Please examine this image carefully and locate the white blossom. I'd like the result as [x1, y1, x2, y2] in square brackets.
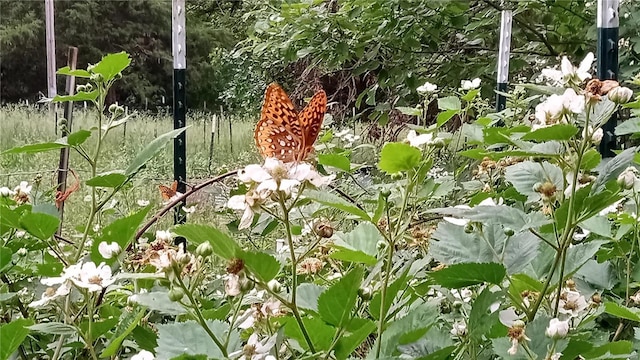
[0, 187, 15, 197]
[98, 241, 121, 259]
[137, 199, 150, 207]
[155, 230, 173, 242]
[450, 320, 467, 337]
[131, 350, 155, 360]
[225, 274, 241, 297]
[229, 333, 277, 360]
[14, 181, 32, 196]
[557, 289, 588, 318]
[29, 283, 71, 307]
[406, 130, 434, 148]
[545, 318, 570, 338]
[582, 126, 603, 145]
[609, 86, 634, 104]
[541, 53, 594, 86]
[71, 262, 116, 292]
[417, 81, 438, 94]
[461, 78, 481, 90]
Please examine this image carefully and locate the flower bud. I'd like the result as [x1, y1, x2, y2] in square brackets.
[108, 103, 119, 113]
[545, 318, 569, 339]
[380, 189, 391, 198]
[84, 83, 93, 92]
[240, 276, 254, 292]
[195, 242, 213, 257]
[358, 286, 373, 301]
[168, 287, 185, 302]
[267, 279, 282, 293]
[608, 86, 634, 104]
[76, 84, 87, 92]
[87, 64, 96, 73]
[90, 73, 104, 82]
[464, 223, 474, 234]
[617, 167, 639, 190]
[503, 227, 515, 237]
[17, 248, 28, 257]
[313, 219, 334, 238]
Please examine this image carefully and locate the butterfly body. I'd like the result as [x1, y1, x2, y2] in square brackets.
[255, 83, 327, 162]
[159, 180, 178, 200]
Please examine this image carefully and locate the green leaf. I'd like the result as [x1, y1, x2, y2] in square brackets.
[85, 171, 128, 188]
[282, 316, 334, 352]
[57, 66, 91, 78]
[173, 224, 241, 260]
[125, 127, 188, 176]
[581, 149, 602, 170]
[370, 270, 409, 321]
[240, 250, 281, 282]
[92, 52, 131, 82]
[437, 96, 461, 111]
[101, 309, 147, 357]
[155, 320, 238, 360]
[591, 146, 638, 195]
[396, 106, 422, 116]
[378, 142, 421, 174]
[91, 206, 150, 263]
[20, 212, 60, 240]
[604, 302, 640, 322]
[582, 341, 633, 359]
[378, 302, 438, 357]
[0, 247, 12, 272]
[296, 283, 325, 312]
[429, 262, 506, 288]
[334, 318, 376, 359]
[53, 90, 99, 102]
[28, 322, 77, 335]
[318, 267, 363, 328]
[330, 222, 381, 265]
[436, 109, 458, 127]
[0, 318, 33, 360]
[132, 326, 158, 353]
[318, 154, 351, 172]
[468, 287, 502, 341]
[521, 124, 578, 141]
[67, 129, 92, 146]
[505, 161, 563, 202]
[305, 189, 370, 220]
[615, 118, 640, 135]
[2, 140, 67, 155]
[129, 292, 187, 316]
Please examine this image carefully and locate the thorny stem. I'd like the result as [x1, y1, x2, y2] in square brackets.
[278, 193, 316, 354]
[175, 273, 228, 357]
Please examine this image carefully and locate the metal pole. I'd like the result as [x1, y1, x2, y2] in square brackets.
[597, 0, 619, 158]
[172, 0, 187, 226]
[496, 2, 512, 112]
[45, 0, 57, 132]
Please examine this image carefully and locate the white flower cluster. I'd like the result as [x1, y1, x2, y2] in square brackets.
[334, 128, 361, 148]
[541, 52, 593, 87]
[417, 81, 438, 94]
[30, 261, 115, 307]
[227, 158, 334, 229]
[533, 88, 585, 129]
[461, 78, 481, 90]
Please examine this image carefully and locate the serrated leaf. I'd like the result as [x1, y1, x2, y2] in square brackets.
[378, 302, 438, 357]
[318, 154, 351, 172]
[615, 118, 640, 135]
[0, 318, 33, 360]
[241, 250, 280, 282]
[91, 206, 150, 264]
[396, 106, 422, 116]
[334, 318, 376, 359]
[429, 262, 506, 288]
[92, 52, 131, 82]
[437, 96, 461, 111]
[296, 283, 325, 312]
[282, 316, 334, 352]
[67, 129, 92, 146]
[57, 66, 91, 78]
[101, 309, 148, 357]
[155, 320, 238, 360]
[604, 302, 640, 322]
[581, 149, 602, 170]
[318, 267, 363, 328]
[53, 90, 99, 102]
[2, 140, 67, 155]
[129, 292, 186, 315]
[305, 189, 370, 220]
[132, 326, 158, 353]
[436, 109, 458, 127]
[20, 212, 60, 240]
[521, 124, 578, 141]
[468, 287, 501, 341]
[378, 142, 421, 174]
[0, 247, 11, 272]
[125, 127, 188, 176]
[173, 224, 241, 260]
[28, 322, 77, 335]
[505, 161, 564, 202]
[591, 146, 638, 195]
[331, 222, 381, 265]
[85, 171, 127, 188]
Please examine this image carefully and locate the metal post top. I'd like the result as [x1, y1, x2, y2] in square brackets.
[597, 0, 619, 28]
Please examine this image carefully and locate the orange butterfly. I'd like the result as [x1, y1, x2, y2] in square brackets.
[254, 83, 327, 163]
[159, 180, 178, 200]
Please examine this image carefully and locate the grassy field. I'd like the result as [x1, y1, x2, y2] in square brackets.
[0, 103, 259, 233]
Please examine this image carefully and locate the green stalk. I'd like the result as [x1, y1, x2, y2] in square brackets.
[278, 193, 316, 353]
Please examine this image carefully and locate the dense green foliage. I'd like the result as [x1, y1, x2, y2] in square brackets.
[2, 0, 640, 117]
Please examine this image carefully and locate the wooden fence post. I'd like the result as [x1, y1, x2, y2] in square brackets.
[56, 46, 78, 235]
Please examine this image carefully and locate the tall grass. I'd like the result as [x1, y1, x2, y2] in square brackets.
[0, 103, 259, 232]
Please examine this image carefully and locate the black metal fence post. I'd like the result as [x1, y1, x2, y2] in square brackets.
[172, 0, 187, 225]
[597, 0, 619, 158]
[496, 2, 512, 112]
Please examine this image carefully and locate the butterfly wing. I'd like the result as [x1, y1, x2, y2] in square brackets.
[159, 180, 178, 200]
[297, 90, 327, 160]
[255, 83, 303, 162]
